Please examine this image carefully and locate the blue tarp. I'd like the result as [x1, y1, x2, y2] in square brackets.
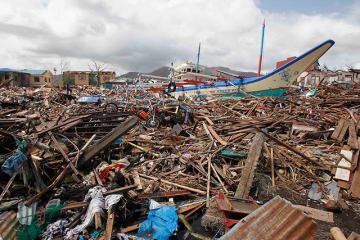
[1, 138, 28, 176]
[137, 205, 178, 240]
[77, 96, 102, 103]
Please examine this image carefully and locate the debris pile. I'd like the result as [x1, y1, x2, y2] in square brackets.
[0, 85, 360, 239]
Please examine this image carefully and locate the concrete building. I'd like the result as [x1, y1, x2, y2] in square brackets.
[20, 70, 53, 87]
[63, 71, 116, 86]
[0, 68, 53, 87]
[0, 68, 28, 87]
[299, 69, 360, 87]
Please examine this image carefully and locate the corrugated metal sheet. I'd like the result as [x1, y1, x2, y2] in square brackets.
[220, 196, 316, 240]
[0, 211, 19, 240]
[19, 69, 47, 75]
[0, 68, 20, 73]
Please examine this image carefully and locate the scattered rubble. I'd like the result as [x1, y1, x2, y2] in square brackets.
[0, 85, 360, 239]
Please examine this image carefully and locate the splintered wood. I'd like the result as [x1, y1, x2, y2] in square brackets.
[335, 150, 352, 182]
[3, 84, 360, 239]
[235, 132, 265, 199]
[331, 118, 350, 142]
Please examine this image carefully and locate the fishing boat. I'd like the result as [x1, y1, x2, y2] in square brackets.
[167, 39, 335, 98]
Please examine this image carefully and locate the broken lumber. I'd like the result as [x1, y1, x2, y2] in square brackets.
[235, 132, 265, 198]
[295, 205, 334, 223]
[79, 116, 139, 166]
[139, 174, 206, 195]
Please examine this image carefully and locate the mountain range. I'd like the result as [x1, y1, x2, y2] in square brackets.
[120, 66, 257, 79]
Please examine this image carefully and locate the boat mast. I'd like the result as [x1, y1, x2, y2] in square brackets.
[195, 42, 201, 81]
[257, 19, 265, 77]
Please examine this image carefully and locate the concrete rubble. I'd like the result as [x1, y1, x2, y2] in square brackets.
[0, 85, 360, 239]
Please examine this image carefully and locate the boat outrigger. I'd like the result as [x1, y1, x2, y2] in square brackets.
[166, 39, 335, 98]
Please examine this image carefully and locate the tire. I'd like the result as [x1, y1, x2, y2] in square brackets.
[146, 117, 161, 128]
[168, 82, 176, 92]
[104, 103, 118, 113]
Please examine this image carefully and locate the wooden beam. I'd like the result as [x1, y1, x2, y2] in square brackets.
[79, 116, 139, 166]
[330, 227, 347, 240]
[95, 212, 102, 229]
[207, 125, 227, 146]
[258, 128, 322, 167]
[104, 212, 114, 240]
[121, 224, 141, 233]
[350, 162, 360, 198]
[348, 121, 359, 149]
[295, 205, 334, 223]
[139, 174, 206, 195]
[235, 132, 265, 198]
[331, 118, 346, 140]
[335, 149, 352, 182]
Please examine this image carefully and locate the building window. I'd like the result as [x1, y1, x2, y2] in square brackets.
[34, 76, 40, 82]
[80, 73, 86, 80]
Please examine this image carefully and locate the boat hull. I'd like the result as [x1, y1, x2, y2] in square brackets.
[170, 39, 335, 98]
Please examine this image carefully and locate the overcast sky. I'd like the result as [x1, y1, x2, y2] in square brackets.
[1, 0, 359, 74]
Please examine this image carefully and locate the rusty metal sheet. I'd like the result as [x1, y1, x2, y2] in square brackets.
[220, 196, 316, 240]
[0, 211, 18, 240]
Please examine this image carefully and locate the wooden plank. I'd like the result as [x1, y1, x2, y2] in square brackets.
[348, 232, 360, 240]
[270, 147, 276, 187]
[95, 212, 102, 229]
[332, 118, 346, 140]
[138, 190, 191, 199]
[132, 171, 143, 190]
[0, 175, 16, 202]
[335, 150, 352, 181]
[337, 180, 351, 190]
[185, 202, 206, 218]
[352, 149, 359, 172]
[295, 205, 334, 223]
[37, 114, 90, 136]
[202, 122, 214, 141]
[38, 115, 82, 181]
[348, 121, 359, 149]
[235, 132, 265, 198]
[337, 120, 350, 142]
[104, 212, 114, 240]
[352, 138, 360, 171]
[178, 202, 205, 214]
[139, 174, 206, 195]
[204, 116, 214, 125]
[62, 201, 89, 211]
[350, 164, 360, 198]
[331, 227, 347, 240]
[121, 224, 140, 233]
[206, 156, 212, 207]
[207, 124, 227, 146]
[104, 184, 138, 196]
[79, 116, 139, 166]
[259, 128, 322, 167]
[213, 164, 235, 186]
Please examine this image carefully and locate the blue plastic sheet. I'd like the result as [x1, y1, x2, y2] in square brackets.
[2, 150, 27, 176]
[1, 138, 28, 176]
[77, 96, 102, 103]
[137, 205, 178, 240]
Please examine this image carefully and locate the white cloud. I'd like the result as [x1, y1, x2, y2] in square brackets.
[0, 0, 359, 74]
